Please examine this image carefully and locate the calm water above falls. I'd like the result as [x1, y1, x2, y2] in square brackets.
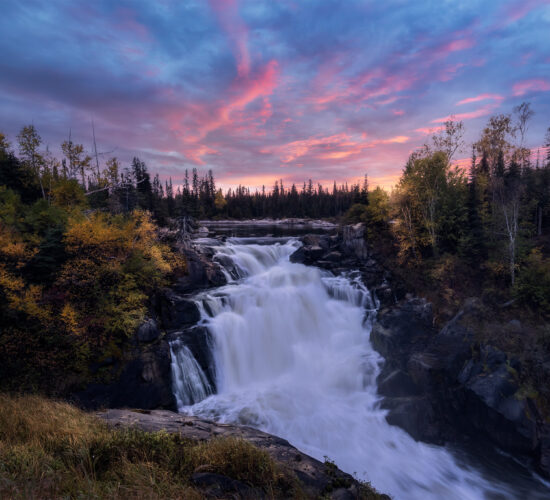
[171, 237, 550, 499]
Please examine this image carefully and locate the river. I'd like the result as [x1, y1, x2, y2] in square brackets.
[170, 227, 550, 499]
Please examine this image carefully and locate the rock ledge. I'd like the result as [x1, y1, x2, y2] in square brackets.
[98, 409, 388, 499]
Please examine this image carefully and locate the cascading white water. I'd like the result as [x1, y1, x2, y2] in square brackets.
[173, 238, 543, 499]
[170, 340, 212, 407]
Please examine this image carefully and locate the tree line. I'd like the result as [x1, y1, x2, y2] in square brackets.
[1, 125, 368, 221]
[346, 102, 550, 315]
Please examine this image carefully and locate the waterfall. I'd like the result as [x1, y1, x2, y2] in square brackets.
[170, 340, 212, 407]
[171, 237, 545, 499]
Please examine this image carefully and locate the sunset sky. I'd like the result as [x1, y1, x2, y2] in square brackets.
[1, 0, 550, 191]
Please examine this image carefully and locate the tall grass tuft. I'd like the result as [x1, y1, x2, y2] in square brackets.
[0, 393, 300, 499]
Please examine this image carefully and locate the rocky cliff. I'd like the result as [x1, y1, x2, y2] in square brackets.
[371, 296, 550, 478]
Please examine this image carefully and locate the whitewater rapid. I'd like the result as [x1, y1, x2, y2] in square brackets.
[170, 238, 542, 499]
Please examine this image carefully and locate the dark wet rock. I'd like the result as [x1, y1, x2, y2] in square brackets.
[160, 290, 201, 331]
[135, 318, 160, 343]
[370, 298, 434, 368]
[289, 245, 306, 264]
[381, 395, 442, 443]
[73, 339, 176, 411]
[372, 282, 393, 307]
[289, 244, 325, 265]
[172, 244, 227, 293]
[324, 251, 343, 263]
[508, 319, 522, 329]
[302, 233, 331, 250]
[97, 409, 383, 499]
[342, 223, 368, 260]
[169, 326, 216, 388]
[377, 369, 420, 397]
[372, 296, 550, 477]
[213, 253, 240, 279]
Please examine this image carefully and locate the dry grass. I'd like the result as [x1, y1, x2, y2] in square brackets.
[0, 393, 300, 499]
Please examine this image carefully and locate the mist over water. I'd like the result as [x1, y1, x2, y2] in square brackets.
[171, 237, 550, 499]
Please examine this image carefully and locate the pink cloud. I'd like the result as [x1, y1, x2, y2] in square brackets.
[376, 136, 410, 145]
[440, 39, 475, 53]
[438, 63, 465, 82]
[262, 133, 355, 163]
[392, 109, 405, 116]
[415, 126, 445, 135]
[184, 60, 279, 143]
[432, 103, 499, 123]
[502, 0, 549, 23]
[263, 133, 410, 164]
[520, 52, 534, 65]
[430, 36, 475, 60]
[456, 93, 504, 105]
[114, 8, 151, 42]
[305, 30, 475, 115]
[209, 0, 251, 77]
[512, 78, 550, 96]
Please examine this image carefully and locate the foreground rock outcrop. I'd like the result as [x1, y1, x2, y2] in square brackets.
[99, 408, 388, 499]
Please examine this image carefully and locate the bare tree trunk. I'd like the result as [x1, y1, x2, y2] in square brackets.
[499, 190, 519, 286]
[401, 205, 417, 260]
[509, 233, 516, 285]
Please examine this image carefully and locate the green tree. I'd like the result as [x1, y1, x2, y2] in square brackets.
[61, 139, 91, 188]
[17, 125, 45, 199]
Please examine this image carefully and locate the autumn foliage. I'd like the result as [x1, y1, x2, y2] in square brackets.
[0, 183, 185, 392]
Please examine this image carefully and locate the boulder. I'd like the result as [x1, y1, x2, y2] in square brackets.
[381, 395, 442, 443]
[289, 245, 306, 264]
[173, 245, 227, 293]
[73, 339, 176, 411]
[377, 369, 420, 397]
[302, 234, 331, 250]
[342, 223, 368, 260]
[324, 251, 343, 263]
[289, 244, 325, 265]
[160, 290, 201, 331]
[371, 295, 550, 476]
[370, 298, 434, 368]
[135, 318, 160, 343]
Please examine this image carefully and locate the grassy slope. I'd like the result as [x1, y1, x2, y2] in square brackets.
[0, 394, 385, 499]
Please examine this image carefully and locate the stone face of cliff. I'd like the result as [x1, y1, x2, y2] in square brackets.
[371, 296, 550, 478]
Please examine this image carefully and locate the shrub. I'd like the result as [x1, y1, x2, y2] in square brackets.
[515, 248, 550, 316]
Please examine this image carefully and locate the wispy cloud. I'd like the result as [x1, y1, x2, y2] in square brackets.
[456, 93, 504, 105]
[512, 78, 550, 96]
